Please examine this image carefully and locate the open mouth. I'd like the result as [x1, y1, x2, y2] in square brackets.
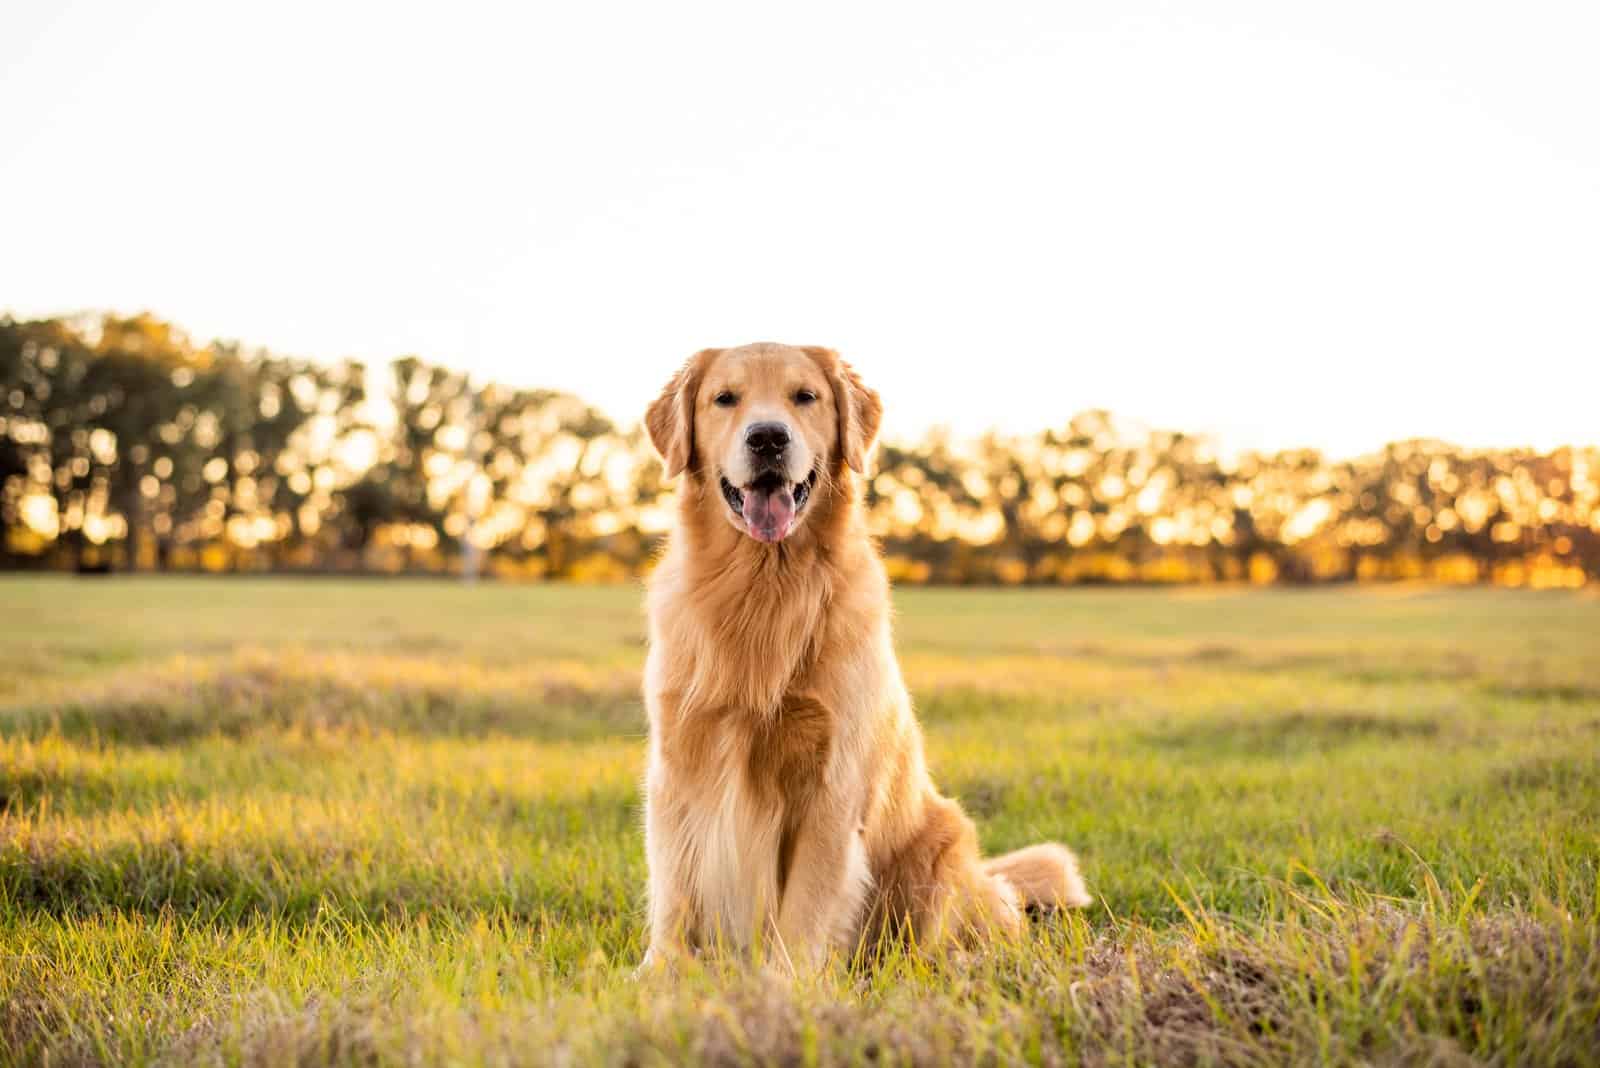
[720, 469, 819, 543]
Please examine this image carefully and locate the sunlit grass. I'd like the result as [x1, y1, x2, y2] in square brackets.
[1, 577, 1597, 1065]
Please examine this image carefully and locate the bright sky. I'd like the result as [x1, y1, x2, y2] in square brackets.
[4, 2, 1597, 457]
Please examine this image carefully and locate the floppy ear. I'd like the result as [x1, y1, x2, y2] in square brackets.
[645, 349, 716, 478]
[803, 347, 882, 474]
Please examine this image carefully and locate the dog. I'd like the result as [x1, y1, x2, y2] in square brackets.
[639, 343, 1088, 972]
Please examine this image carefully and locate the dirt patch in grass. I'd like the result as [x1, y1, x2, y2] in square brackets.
[0, 992, 88, 1068]
[218, 997, 385, 1068]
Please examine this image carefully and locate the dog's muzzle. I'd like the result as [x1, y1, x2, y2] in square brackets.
[715, 420, 817, 543]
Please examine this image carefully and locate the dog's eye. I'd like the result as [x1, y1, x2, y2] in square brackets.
[794, 389, 817, 405]
[714, 391, 738, 408]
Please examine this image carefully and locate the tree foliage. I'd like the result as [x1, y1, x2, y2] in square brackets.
[2, 313, 1595, 585]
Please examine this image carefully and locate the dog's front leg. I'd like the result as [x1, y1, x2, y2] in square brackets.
[639, 775, 696, 972]
[773, 791, 871, 972]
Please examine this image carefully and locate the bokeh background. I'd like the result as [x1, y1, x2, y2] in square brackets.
[1, 310, 1596, 585]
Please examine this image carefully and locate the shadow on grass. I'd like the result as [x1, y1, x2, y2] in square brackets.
[1491, 753, 1600, 796]
[0, 782, 643, 925]
[1139, 711, 1440, 756]
[0, 764, 149, 816]
[1484, 681, 1600, 704]
[0, 657, 646, 746]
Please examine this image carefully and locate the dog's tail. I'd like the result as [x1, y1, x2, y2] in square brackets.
[984, 843, 1091, 910]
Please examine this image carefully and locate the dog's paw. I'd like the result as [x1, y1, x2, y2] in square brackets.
[631, 947, 669, 981]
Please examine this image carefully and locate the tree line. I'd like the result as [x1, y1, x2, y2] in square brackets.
[3, 313, 1595, 586]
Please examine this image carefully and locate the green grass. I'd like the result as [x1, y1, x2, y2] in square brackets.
[1, 577, 1597, 1066]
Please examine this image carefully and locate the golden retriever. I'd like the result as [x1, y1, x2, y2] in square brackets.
[640, 343, 1088, 972]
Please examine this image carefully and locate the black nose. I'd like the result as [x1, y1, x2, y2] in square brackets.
[745, 421, 791, 459]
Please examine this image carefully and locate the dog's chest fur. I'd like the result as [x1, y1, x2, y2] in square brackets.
[661, 692, 834, 944]
[645, 556, 849, 945]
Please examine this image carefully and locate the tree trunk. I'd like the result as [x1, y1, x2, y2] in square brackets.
[117, 482, 145, 572]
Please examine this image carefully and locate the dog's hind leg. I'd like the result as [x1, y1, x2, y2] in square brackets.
[874, 794, 1025, 949]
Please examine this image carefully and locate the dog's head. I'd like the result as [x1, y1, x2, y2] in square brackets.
[646, 343, 882, 544]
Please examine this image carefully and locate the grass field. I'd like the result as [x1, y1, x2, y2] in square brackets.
[1, 577, 1597, 1066]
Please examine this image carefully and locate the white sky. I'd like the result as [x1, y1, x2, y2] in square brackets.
[3, 1, 1597, 457]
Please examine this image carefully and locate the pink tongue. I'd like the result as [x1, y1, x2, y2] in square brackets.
[741, 484, 796, 543]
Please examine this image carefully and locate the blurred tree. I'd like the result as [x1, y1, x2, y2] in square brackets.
[3, 312, 1596, 587]
[81, 314, 210, 570]
[0, 318, 54, 561]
